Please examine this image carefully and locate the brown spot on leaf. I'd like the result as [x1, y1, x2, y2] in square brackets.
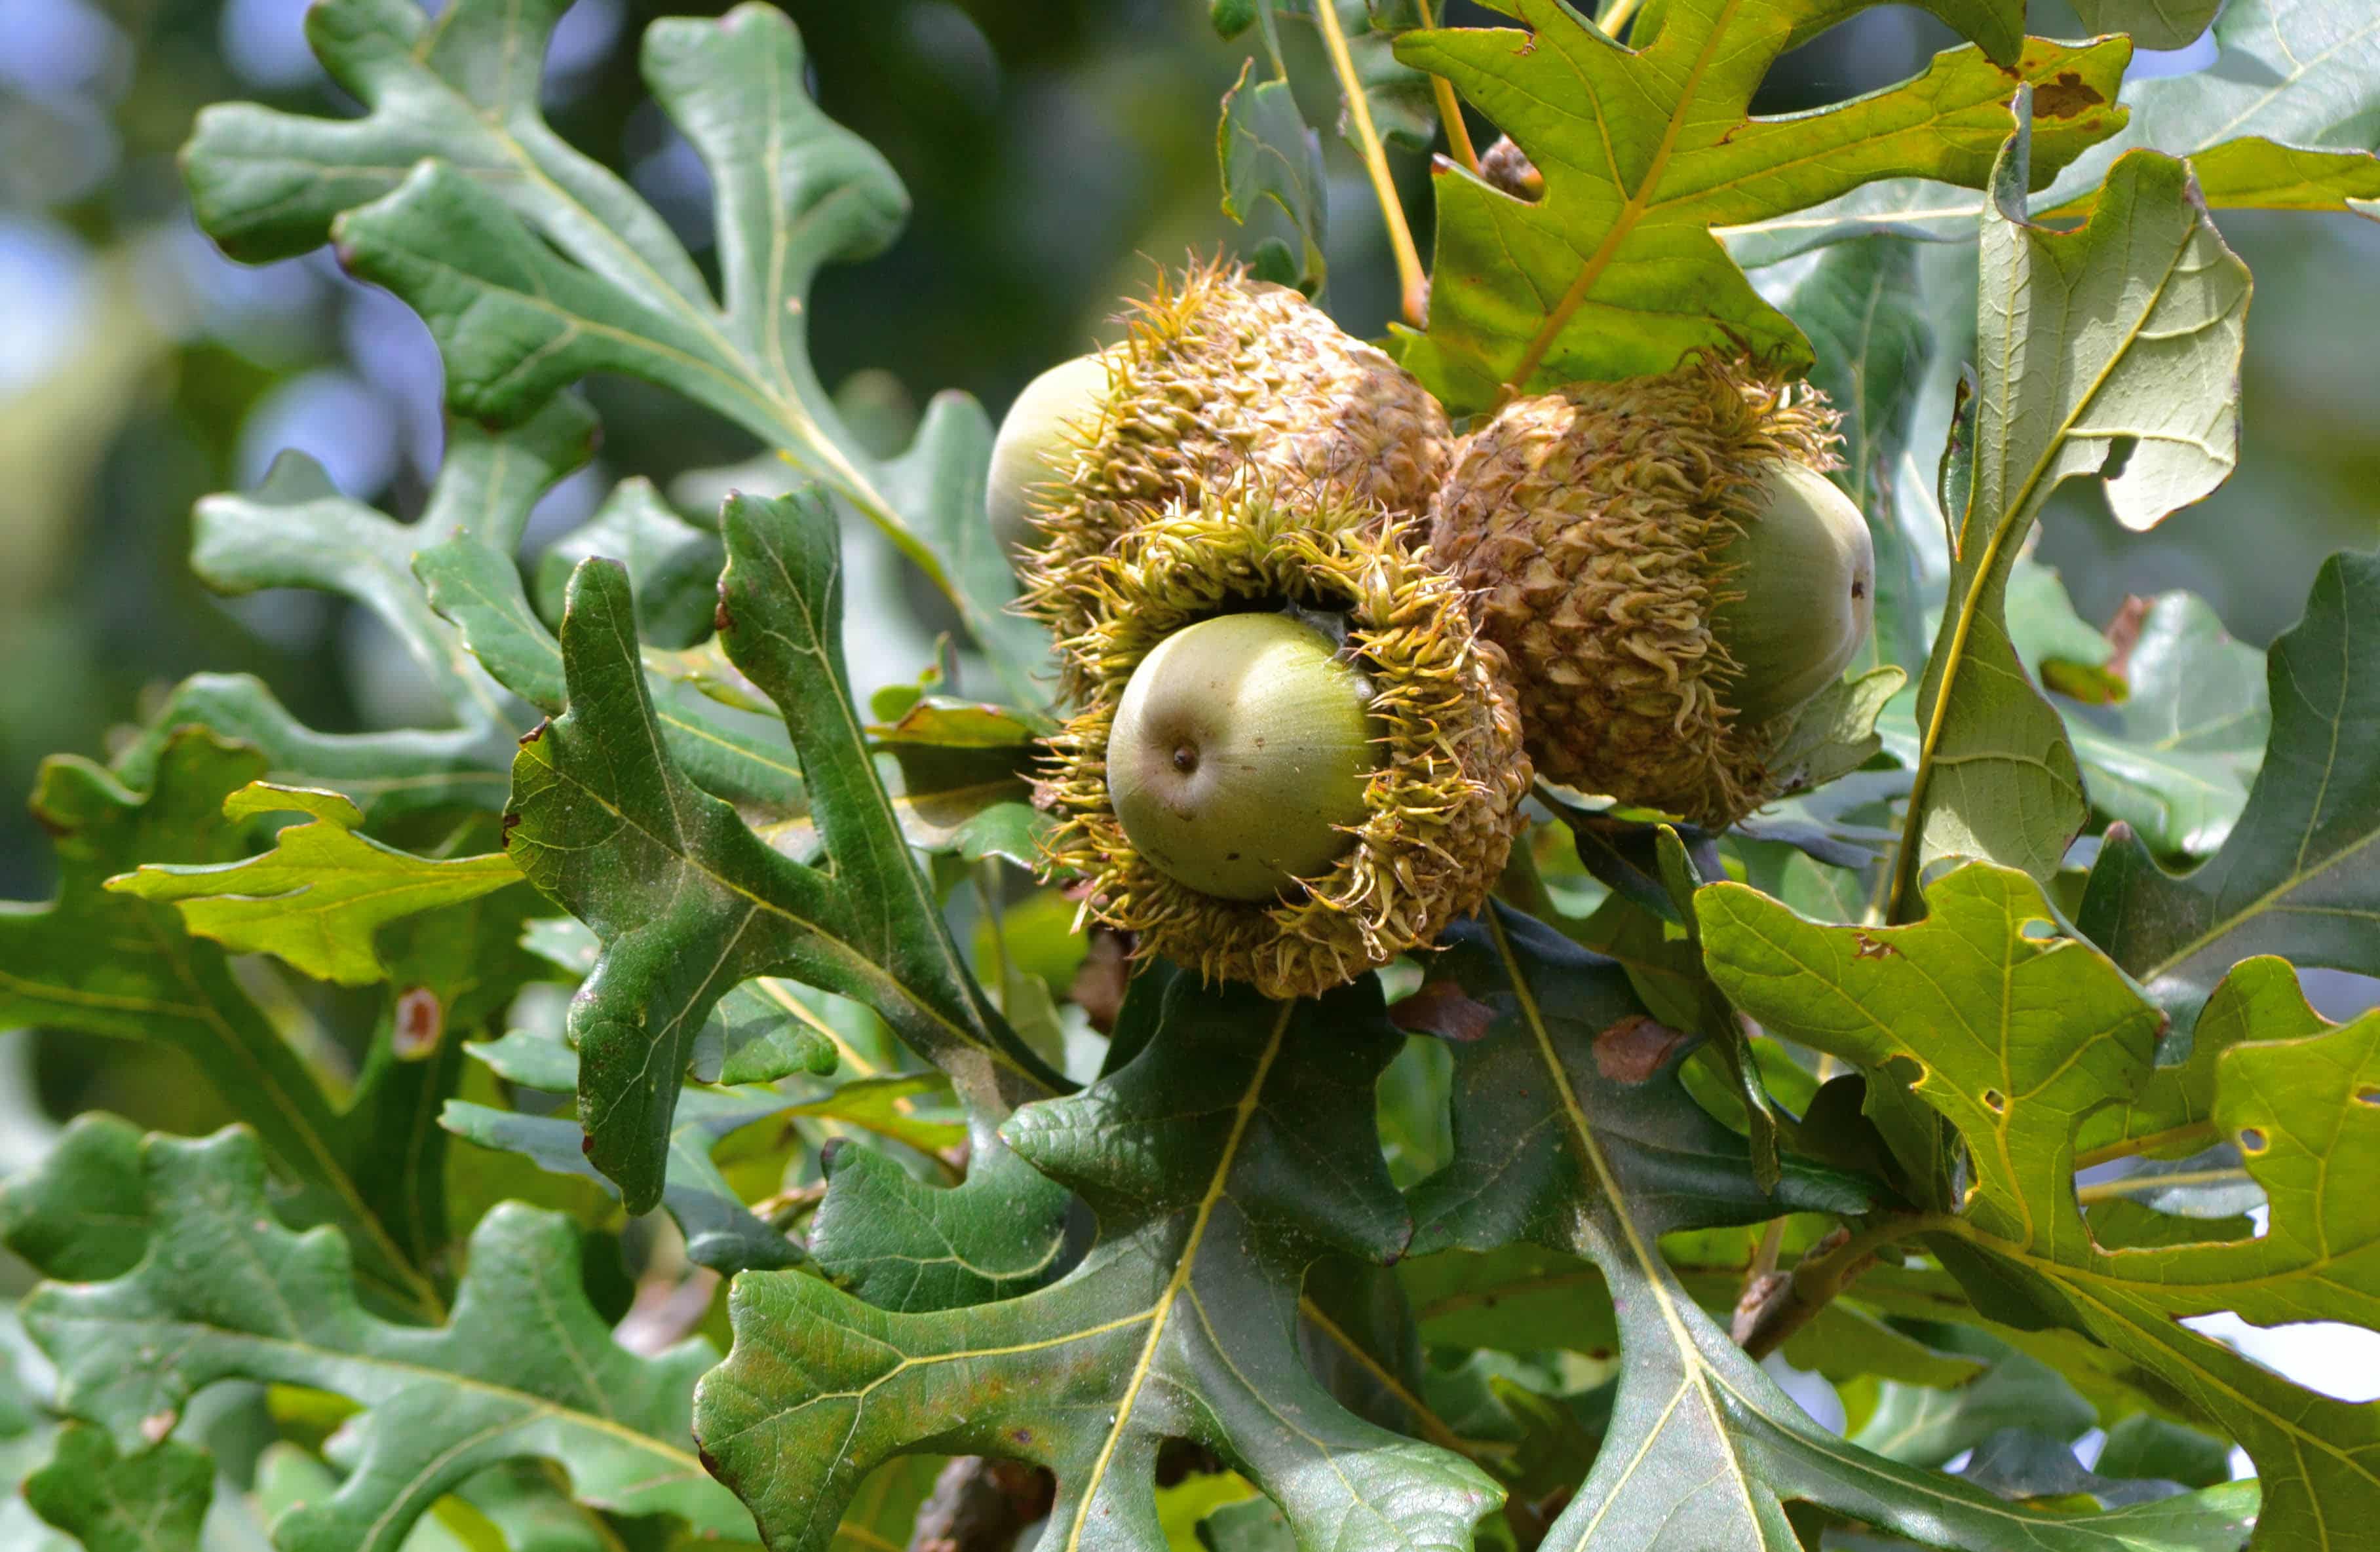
[393, 986, 443, 1059]
[1852, 931, 1900, 960]
[1594, 1014, 1693, 1082]
[714, 596, 736, 634]
[499, 812, 520, 848]
[1391, 980, 1498, 1043]
[518, 719, 548, 747]
[2034, 71, 2105, 120]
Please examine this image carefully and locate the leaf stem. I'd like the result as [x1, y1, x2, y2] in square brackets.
[1312, 0, 1429, 326]
[2072, 1120, 2216, 1171]
[1598, 0, 1647, 39]
[2074, 1165, 2250, 1206]
[1737, 1212, 1944, 1361]
[1413, 0, 1480, 174]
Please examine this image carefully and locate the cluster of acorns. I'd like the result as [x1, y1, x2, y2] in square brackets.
[993, 262, 1874, 1000]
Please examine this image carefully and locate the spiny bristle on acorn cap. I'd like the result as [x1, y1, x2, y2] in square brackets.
[1426, 352, 1855, 828]
[1039, 484, 1529, 1001]
[1011, 259, 1452, 675]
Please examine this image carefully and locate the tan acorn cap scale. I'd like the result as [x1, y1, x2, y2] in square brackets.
[1005, 260, 1451, 664]
[1039, 487, 1529, 1001]
[1427, 354, 1873, 829]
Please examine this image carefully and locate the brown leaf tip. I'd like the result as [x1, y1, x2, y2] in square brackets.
[1851, 931, 1900, 960]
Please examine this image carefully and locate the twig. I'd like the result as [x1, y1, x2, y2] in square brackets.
[1599, 0, 1647, 39]
[1735, 1214, 1941, 1361]
[1312, 0, 1429, 326]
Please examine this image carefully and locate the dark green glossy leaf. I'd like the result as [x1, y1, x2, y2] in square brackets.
[506, 489, 1063, 1215]
[22, 1425, 212, 1552]
[696, 977, 1503, 1552]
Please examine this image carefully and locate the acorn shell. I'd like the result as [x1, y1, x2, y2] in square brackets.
[988, 350, 1116, 567]
[1707, 459, 1876, 727]
[1014, 260, 1451, 667]
[1425, 354, 1850, 828]
[1040, 487, 1529, 1000]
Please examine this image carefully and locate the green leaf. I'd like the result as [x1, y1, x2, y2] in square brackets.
[2079, 552, 2380, 1015]
[1847, 1327, 2098, 1470]
[2067, 592, 2267, 859]
[1218, 61, 1327, 297]
[106, 783, 521, 988]
[440, 1028, 802, 1276]
[1891, 124, 2248, 915]
[1391, 0, 2128, 409]
[531, 478, 723, 651]
[1725, 0, 2380, 261]
[695, 977, 1504, 1552]
[505, 489, 1064, 1215]
[23, 1424, 212, 1552]
[115, 404, 592, 821]
[1408, 903, 2251, 1551]
[2071, 0, 2222, 52]
[24, 1126, 753, 1550]
[1281, 1, 1438, 152]
[1701, 861, 2380, 1549]
[0, 732, 446, 1321]
[189, 0, 1046, 706]
[0, 1114, 153, 1282]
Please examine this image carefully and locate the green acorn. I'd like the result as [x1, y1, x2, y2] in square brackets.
[1427, 353, 1873, 827]
[986, 350, 1115, 566]
[1040, 487, 1528, 1000]
[1012, 259, 1450, 660]
[1107, 611, 1378, 901]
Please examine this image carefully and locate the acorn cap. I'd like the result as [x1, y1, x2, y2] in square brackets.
[1014, 260, 1451, 664]
[1426, 353, 1851, 828]
[1039, 486, 1529, 1000]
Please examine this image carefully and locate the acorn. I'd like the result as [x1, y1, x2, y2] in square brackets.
[1013, 259, 1451, 660]
[1040, 485, 1529, 1000]
[987, 350, 1115, 567]
[1107, 611, 1378, 901]
[1427, 354, 1872, 828]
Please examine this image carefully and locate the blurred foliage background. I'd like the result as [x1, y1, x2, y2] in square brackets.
[4, 0, 2375, 1160]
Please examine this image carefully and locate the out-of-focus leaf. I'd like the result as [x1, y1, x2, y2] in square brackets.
[24, 1127, 753, 1550]
[106, 784, 520, 987]
[0, 1113, 153, 1282]
[1847, 1328, 2097, 1470]
[1408, 903, 2254, 1551]
[1702, 861, 2380, 1549]
[188, 0, 1048, 706]
[2080, 552, 2380, 1017]
[506, 490, 1064, 1216]
[695, 977, 1503, 1552]
[1391, 0, 2126, 409]
[1892, 124, 2248, 915]
[531, 478, 722, 650]
[2064, 593, 2266, 860]
[0, 732, 445, 1321]
[115, 406, 590, 821]
[1218, 61, 1326, 296]
[23, 1424, 212, 1552]
[2071, 0, 2222, 52]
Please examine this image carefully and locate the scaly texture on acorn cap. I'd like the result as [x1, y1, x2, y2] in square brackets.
[1014, 260, 1450, 664]
[1039, 488, 1529, 1001]
[1427, 353, 1839, 828]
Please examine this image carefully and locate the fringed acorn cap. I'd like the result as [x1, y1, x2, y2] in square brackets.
[1014, 259, 1450, 664]
[1427, 354, 1845, 828]
[1039, 487, 1529, 1001]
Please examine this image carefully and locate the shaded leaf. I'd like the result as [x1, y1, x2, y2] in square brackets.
[1392, 0, 2126, 409]
[697, 976, 1503, 1552]
[24, 1126, 752, 1550]
[1408, 903, 2249, 1551]
[0, 1113, 153, 1283]
[2079, 552, 2380, 1016]
[1218, 61, 1327, 296]
[1892, 124, 2248, 915]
